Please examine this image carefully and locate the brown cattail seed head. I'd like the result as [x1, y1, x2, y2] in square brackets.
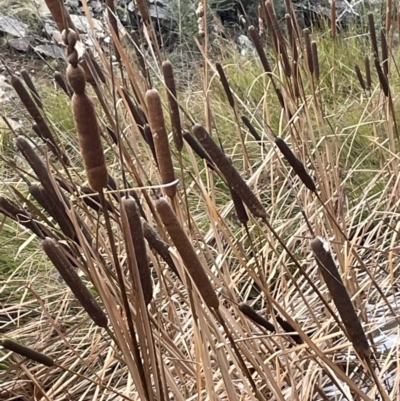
[67, 65, 108, 192]
[156, 198, 219, 309]
[1, 339, 54, 367]
[311, 237, 370, 359]
[66, 64, 86, 95]
[275, 137, 316, 192]
[368, 12, 378, 58]
[42, 237, 108, 328]
[193, 124, 266, 218]
[239, 303, 275, 332]
[162, 60, 183, 152]
[354, 64, 366, 90]
[145, 89, 176, 198]
[248, 25, 272, 74]
[122, 197, 153, 305]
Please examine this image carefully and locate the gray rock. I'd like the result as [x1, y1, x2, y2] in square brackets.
[70, 14, 104, 37]
[8, 36, 34, 52]
[34, 44, 65, 59]
[0, 13, 28, 37]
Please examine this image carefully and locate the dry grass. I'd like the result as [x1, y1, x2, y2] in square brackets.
[1, 1, 400, 400]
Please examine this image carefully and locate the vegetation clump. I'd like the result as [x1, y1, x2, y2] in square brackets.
[0, 0, 400, 400]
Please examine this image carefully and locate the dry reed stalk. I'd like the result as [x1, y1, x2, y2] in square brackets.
[368, 12, 379, 57]
[311, 237, 370, 359]
[42, 237, 108, 328]
[274, 314, 303, 344]
[275, 137, 316, 191]
[354, 64, 366, 90]
[215, 62, 235, 108]
[265, 1, 291, 77]
[66, 60, 108, 192]
[145, 89, 176, 198]
[331, 0, 336, 38]
[381, 28, 389, 76]
[21, 70, 42, 109]
[193, 124, 266, 218]
[155, 198, 219, 309]
[44, 0, 78, 36]
[162, 61, 183, 151]
[365, 56, 372, 89]
[136, 0, 150, 22]
[122, 197, 153, 305]
[15, 136, 75, 239]
[54, 71, 72, 97]
[11, 74, 67, 163]
[0, 195, 43, 237]
[182, 130, 214, 167]
[241, 116, 262, 145]
[248, 26, 272, 74]
[311, 41, 320, 81]
[303, 29, 314, 75]
[1, 339, 54, 367]
[143, 124, 158, 166]
[374, 57, 389, 97]
[229, 186, 249, 225]
[140, 217, 180, 279]
[239, 303, 275, 332]
[106, 0, 120, 61]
